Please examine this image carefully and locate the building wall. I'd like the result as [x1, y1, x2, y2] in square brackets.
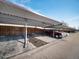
[0, 26, 25, 35]
[27, 28, 43, 34]
[0, 26, 43, 35]
[0, 26, 43, 58]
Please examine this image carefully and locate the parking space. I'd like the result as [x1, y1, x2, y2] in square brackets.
[35, 36, 57, 43]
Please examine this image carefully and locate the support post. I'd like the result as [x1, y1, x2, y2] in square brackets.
[53, 30, 55, 37]
[23, 25, 27, 48]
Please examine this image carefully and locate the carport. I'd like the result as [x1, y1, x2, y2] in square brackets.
[0, 12, 51, 48]
[0, 1, 61, 57]
[0, 1, 61, 48]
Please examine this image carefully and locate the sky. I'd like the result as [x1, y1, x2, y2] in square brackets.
[8, 0, 79, 28]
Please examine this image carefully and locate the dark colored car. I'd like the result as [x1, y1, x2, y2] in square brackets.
[54, 31, 62, 39]
[45, 30, 62, 39]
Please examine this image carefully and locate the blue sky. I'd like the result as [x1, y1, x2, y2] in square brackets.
[8, 0, 79, 28]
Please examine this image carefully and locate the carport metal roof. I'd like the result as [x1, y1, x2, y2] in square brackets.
[0, 1, 61, 27]
[0, 12, 50, 27]
[44, 24, 76, 31]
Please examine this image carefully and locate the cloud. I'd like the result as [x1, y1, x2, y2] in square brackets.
[68, 16, 79, 21]
[19, 0, 31, 4]
[8, 0, 46, 17]
[65, 16, 79, 28]
[8, 0, 31, 4]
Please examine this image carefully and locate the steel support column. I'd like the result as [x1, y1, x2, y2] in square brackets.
[23, 25, 28, 48]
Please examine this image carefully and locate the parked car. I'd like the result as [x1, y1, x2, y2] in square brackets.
[45, 30, 62, 39]
[54, 31, 62, 39]
[45, 30, 70, 39]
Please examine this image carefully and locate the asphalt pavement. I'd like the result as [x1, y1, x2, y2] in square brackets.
[10, 32, 79, 59]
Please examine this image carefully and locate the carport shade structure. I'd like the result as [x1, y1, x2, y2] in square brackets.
[44, 24, 76, 31]
[0, 1, 61, 48]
